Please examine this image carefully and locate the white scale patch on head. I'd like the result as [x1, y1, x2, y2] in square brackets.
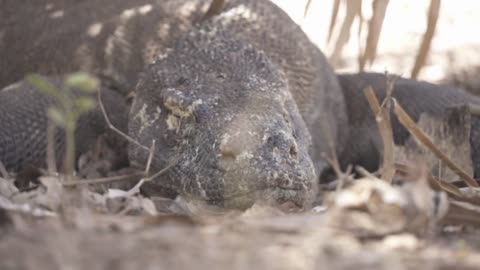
[157, 23, 171, 38]
[120, 8, 136, 20]
[121, 4, 153, 19]
[44, 3, 54, 11]
[133, 103, 162, 134]
[105, 4, 153, 78]
[74, 43, 94, 71]
[178, 2, 198, 18]
[138, 4, 153, 15]
[222, 4, 258, 22]
[49, 10, 64, 19]
[155, 48, 173, 61]
[166, 114, 180, 130]
[236, 151, 254, 161]
[216, 4, 260, 30]
[87, 22, 103, 37]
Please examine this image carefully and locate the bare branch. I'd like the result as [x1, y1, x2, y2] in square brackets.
[410, 0, 441, 78]
[97, 89, 150, 153]
[393, 99, 478, 188]
[0, 160, 9, 179]
[358, 0, 389, 70]
[363, 85, 395, 183]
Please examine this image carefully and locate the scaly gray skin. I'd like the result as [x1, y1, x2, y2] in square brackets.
[0, 0, 211, 94]
[0, 77, 128, 172]
[129, 0, 347, 209]
[333, 72, 480, 180]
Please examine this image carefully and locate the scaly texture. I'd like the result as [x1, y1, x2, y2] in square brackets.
[336, 72, 480, 179]
[0, 77, 128, 172]
[0, 0, 211, 93]
[129, 0, 347, 209]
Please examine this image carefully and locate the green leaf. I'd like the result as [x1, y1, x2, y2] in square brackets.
[47, 108, 65, 127]
[26, 74, 63, 100]
[65, 72, 99, 92]
[74, 97, 97, 112]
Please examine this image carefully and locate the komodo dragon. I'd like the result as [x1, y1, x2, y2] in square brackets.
[9, 1, 479, 210]
[1, 0, 347, 209]
[128, 0, 347, 209]
[333, 72, 480, 181]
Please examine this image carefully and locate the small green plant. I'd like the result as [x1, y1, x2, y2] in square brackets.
[26, 72, 99, 180]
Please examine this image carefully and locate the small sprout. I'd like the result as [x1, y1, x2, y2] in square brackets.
[74, 97, 97, 113]
[47, 108, 65, 126]
[26, 74, 64, 101]
[27, 72, 99, 180]
[65, 72, 99, 92]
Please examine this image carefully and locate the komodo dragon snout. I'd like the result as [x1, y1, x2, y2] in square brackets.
[128, 29, 316, 209]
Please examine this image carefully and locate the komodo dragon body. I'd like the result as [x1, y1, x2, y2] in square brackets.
[0, 0, 212, 94]
[129, 0, 347, 209]
[335, 72, 480, 180]
[0, 77, 128, 172]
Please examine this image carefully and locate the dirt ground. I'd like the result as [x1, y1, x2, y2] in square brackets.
[2, 1, 480, 270]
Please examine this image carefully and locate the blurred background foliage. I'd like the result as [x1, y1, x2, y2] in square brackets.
[272, 0, 480, 93]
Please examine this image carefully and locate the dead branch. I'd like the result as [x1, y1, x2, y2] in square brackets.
[46, 119, 58, 174]
[62, 172, 145, 186]
[327, 0, 341, 44]
[97, 90, 150, 153]
[393, 99, 479, 188]
[0, 161, 9, 179]
[410, 0, 441, 78]
[363, 86, 395, 183]
[329, 0, 363, 65]
[358, 0, 389, 71]
[304, 0, 313, 18]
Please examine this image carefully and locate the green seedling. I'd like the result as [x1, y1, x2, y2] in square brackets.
[26, 72, 99, 180]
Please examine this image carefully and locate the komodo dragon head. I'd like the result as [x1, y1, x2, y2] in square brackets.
[128, 26, 316, 210]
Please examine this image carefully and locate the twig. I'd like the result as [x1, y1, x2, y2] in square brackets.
[329, 0, 363, 65]
[468, 103, 480, 115]
[327, 0, 341, 44]
[0, 161, 9, 179]
[410, 0, 441, 78]
[394, 163, 463, 198]
[355, 165, 380, 180]
[303, 0, 313, 18]
[62, 172, 145, 186]
[322, 152, 353, 191]
[145, 140, 156, 176]
[97, 90, 150, 153]
[46, 119, 58, 174]
[363, 85, 395, 183]
[441, 200, 480, 227]
[393, 99, 479, 187]
[358, 0, 389, 70]
[144, 156, 181, 182]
